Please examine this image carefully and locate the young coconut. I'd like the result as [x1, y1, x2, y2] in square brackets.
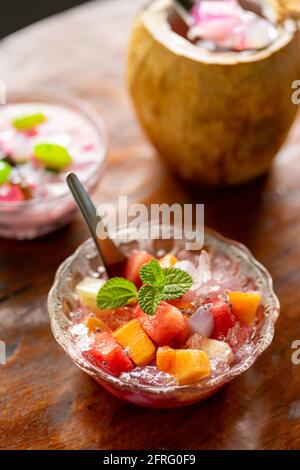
[270, 1, 300, 23]
[127, 0, 300, 186]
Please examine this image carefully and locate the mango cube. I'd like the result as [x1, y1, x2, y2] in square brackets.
[76, 276, 104, 309]
[155, 346, 175, 371]
[228, 291, 261, 326]
[113, 319, 156, 366]
[157, 347, 211, 385]
[84, 316, 110, 333]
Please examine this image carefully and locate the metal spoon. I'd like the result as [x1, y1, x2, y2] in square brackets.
[174, 0, 195, 24]
[66, 172, 127, 277]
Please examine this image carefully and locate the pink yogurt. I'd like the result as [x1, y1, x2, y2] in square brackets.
[0, 95, 107, 239]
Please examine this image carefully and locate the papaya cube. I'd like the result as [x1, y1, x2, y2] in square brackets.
[155, 346, 175, 372]
[157, 347, 211, 385]
[113, 319, 156, 366]
[76, 276, 104, 309]
[84, 315, 110, 333]
[228, 291, 261, 326]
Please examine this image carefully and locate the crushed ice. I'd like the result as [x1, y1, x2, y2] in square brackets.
[120, 366, 177, 386]
[69, 323, 93, 351]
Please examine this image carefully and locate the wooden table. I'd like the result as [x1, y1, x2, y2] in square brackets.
[1, 0, 300, 450]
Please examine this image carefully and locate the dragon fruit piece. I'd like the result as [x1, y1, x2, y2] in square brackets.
[191, 0, 240, 23]
[233, 16, 279, 51]
[188, 305, 214, 337]
[190, 0, 242, 42]
[189, 0, 278, 51]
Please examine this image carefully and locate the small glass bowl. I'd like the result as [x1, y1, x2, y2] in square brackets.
[48, 227, 280, 408]
[0, 88, 108, 239]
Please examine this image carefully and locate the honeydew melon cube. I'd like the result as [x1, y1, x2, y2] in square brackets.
[76, 276, 105, 309]
[201, 338, 234, 365]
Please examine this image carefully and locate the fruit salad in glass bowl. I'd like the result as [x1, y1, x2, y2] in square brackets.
[0, 89, 107, 239]
[48, 226, 279, 408]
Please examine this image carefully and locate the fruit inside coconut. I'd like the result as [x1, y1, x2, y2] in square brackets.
[127, 0, 300, 186]
[172, 0, 280, 53]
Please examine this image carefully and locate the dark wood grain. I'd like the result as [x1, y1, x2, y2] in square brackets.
[1, 0, 300, 450]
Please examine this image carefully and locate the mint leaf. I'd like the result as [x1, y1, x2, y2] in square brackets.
[96, 277, 137, 309]
[137, 259, 193, 315]
[139, 259, 164, 286]
[162, 268, 193, 300]
[94, 260, 193, 316]
[138, 285, 163, 316]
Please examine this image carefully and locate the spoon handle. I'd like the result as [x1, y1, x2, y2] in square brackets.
[173, 0, 195, 24]
[174, 0, 194, 11]
[67, 172, 127, 278]
[67, 172, 104, 258]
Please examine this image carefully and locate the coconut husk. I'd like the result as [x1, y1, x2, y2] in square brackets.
[269, 0, 300, 21]
[127, 0, 300, 186]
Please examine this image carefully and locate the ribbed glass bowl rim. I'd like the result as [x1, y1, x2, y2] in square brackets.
[0, 87, 108, 208]
[48, 227, 280, 397]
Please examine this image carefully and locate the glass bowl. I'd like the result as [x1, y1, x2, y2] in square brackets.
[48, 227, 280, 408]
[0, 88, 108, 239]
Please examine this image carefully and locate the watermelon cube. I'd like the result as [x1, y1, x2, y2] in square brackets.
[124, 250, 153, 286]
[136, 301, 186, 346]
[210, 299, 237, 340]
[86, 332, 133, 376]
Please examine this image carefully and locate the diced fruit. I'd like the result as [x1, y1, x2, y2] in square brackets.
[113, 319, 156, 366]
[201, 338, 234, 365]
[136, 301, 186, 346]
[210, 299, 237, 340]
[188, 306, 214, 337]
[84, 315, 110, 333]
[12, 112, 47, 131]
[82, 305, 136, 330]
[173, 316, 191, 345]
[86, 332, 134, 376]
[186, 333, 203, 349]
[84, 306, 114, 323]
[124, 250, 153, 285]
[106, 306, 136, 330]
[0, 161, 12, 186]
[228, 291, 261, 326]
[155, 346, 175, 372]
[157, 347, 211, 385]
[168, 297, 194, 310]
[76, 276, 105, 309]
[0, 184, 25, 202]
[34, 143, 72, 170]
[158, 253, 178, 268]
[173, 349, 211, 384]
